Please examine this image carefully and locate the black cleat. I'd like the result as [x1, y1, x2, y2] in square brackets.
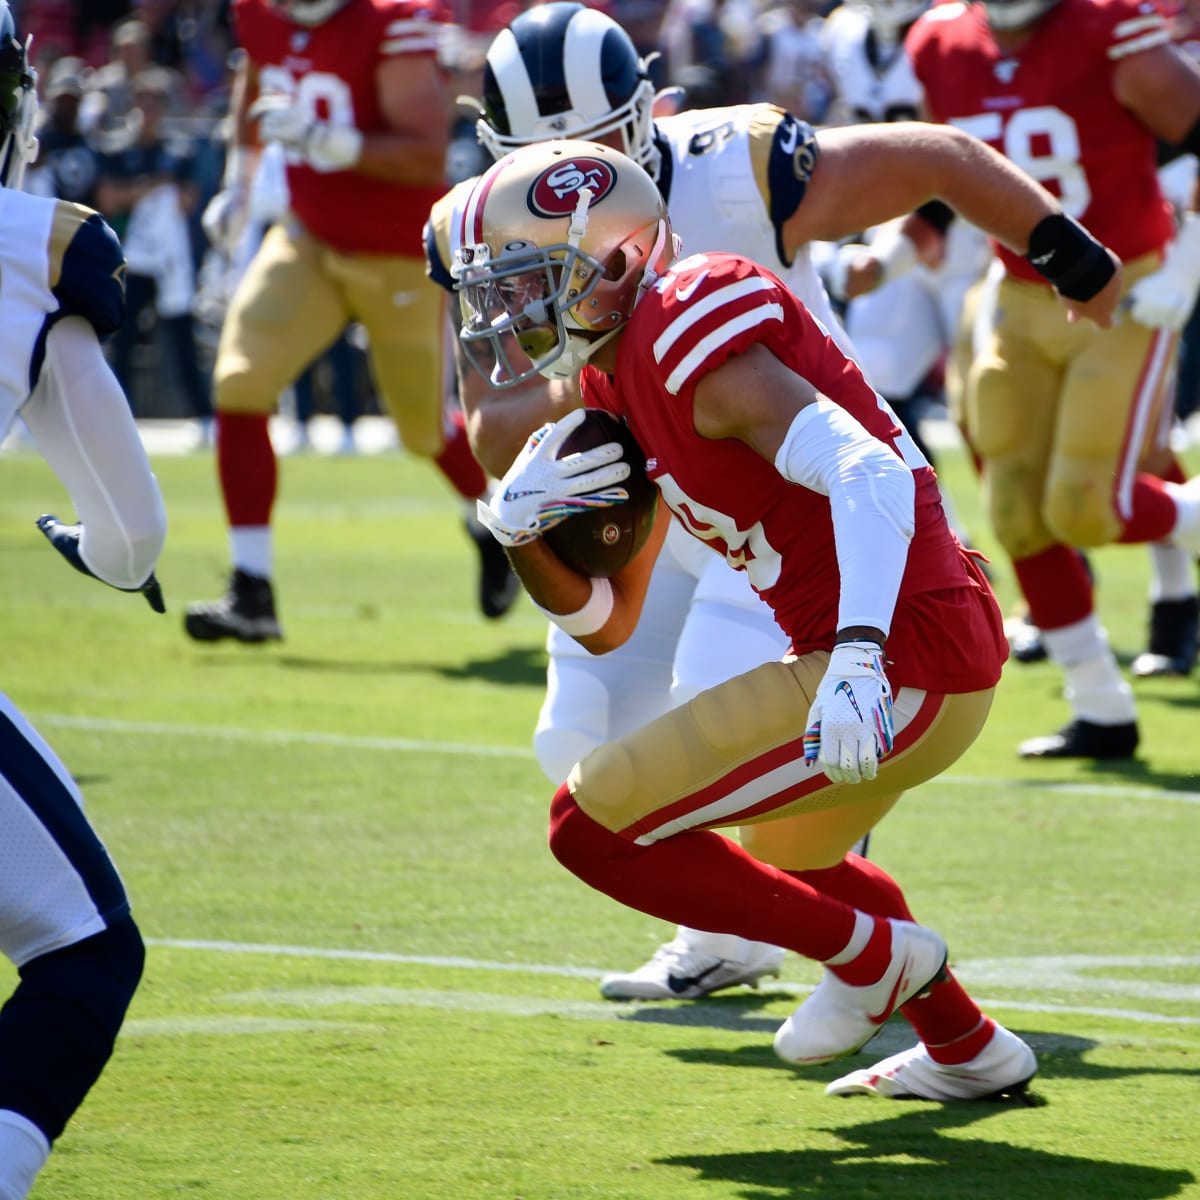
[184, 568, 282, 643]
[1003, 613, 1047, 664]
[1018, 719, 1139, 760]
[1131, 596, 1199, 678]
[36, 515, 165, 613]
[465, 512, 520, 619]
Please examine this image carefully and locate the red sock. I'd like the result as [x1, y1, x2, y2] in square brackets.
[1115, 475, 1178, 544]
[1012, 543, 1092, 630]
[792, 856, 991, 1061]
[434, 408, 488, 501]
[547, 786, 860, 962]
[216, 412, 277, 528]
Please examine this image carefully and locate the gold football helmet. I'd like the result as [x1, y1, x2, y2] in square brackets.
[453, 139, 677, 388]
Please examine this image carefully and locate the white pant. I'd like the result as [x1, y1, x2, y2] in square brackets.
[534, 520, 790, 782]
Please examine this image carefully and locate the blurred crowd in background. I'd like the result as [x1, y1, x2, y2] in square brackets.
[12, 0, 1200, 436]
[11, 0, 846, 432]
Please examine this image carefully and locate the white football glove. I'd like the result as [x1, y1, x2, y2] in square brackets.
[803, 641, 895, 784]
[250, 95, 363, 173]
[1125, 213, 1200, 333]
[475, 408, 631, 548]
[201, 181, 249, 252]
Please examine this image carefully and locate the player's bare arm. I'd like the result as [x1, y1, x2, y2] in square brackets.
[365, 54, 448, 186]
[1113, 40, 1200, 148]
[798, 122, 1122, 326]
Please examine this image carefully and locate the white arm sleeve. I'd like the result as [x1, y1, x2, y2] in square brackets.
[774, 398, 914, 635]
[21, 317, 167, 590]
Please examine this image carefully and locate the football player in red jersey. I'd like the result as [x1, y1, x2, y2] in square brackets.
[452, 140, 1141, 1101]
[185, 0, 516, 643]
[904, 0, 1200, 758]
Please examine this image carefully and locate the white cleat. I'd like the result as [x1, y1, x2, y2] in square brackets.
[600, 934, 785, 1001]
[774, 919, 948, 1065]
[825, 1023, 1038, 1101]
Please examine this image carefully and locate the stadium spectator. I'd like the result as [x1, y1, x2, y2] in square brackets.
[25, 55, 100, 206]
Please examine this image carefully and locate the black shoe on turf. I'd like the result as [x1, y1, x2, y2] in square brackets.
[1003, 613, 1048, 664]
[1018, 719, 1139, 760]
[1131, 596, 1199, 678]
[184, 569, 283, 643]
[465, 513, 520, 619]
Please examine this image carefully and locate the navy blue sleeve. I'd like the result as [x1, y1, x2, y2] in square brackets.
[767, 112, 820, 268]
[53, 212, 128, 336]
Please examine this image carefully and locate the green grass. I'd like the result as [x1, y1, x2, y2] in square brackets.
[1, 436, 1198, 1199]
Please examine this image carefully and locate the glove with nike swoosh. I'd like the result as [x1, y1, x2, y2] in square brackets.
[803, 641, 894, 784]
[250, 95, 362, 173]
[476, 408, 632, 548]
[1125, 212, 1200, 334]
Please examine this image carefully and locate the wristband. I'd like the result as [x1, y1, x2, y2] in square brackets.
[1025, 213, 1115, 301]
[534, 576, 614, 637]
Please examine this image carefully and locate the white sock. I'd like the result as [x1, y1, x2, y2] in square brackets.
[675, 926, 757, 962]
[0, 1111, 50, 1200]
[1042, 616, 1136, 724]
[229, 526, 273, 579]
[1147, 541, 1196, 602]
[822, 909, 876, 967]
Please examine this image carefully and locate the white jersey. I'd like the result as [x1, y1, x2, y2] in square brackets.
[653, 104, 854, 356]
[820, 4, 923, 125]
[0, 189, 126, 437]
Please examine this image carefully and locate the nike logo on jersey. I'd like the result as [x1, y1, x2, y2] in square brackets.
[675, 272, 708, 302]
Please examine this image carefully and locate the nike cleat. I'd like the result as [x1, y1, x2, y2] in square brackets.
[1017, 719, 1138, 759]
[184, 568, 282, 643]
[774, 919, 948, 1065]
[600, 935, 785, 1001]
[1131, 595, 1199, 678]
[825, 1022, 1037, 1101]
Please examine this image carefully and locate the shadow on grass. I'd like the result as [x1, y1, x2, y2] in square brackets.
[189, 645, 547, 687]
[658, 1110, 1193, 1200]
[658, 1033, 1195, 1197]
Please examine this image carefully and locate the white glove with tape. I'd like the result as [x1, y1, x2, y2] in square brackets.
[201, 181, 249, 251]
[1126, 213, 1200, 333]
[476, 408, 631, 548]
[803, 641, 895, 784]
[250, 95, 363, 173]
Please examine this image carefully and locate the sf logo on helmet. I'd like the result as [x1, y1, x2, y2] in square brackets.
[528, 158, 616, 217]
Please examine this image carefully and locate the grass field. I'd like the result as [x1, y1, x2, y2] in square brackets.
[0, 430, 1197, 1199]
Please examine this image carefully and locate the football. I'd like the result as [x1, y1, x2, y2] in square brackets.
[543, 409, 659, 578]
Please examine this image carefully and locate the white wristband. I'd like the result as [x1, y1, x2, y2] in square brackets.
[534, 576, 614, 637]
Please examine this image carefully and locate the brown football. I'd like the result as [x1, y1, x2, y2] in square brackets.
[543, 409, 659, 578]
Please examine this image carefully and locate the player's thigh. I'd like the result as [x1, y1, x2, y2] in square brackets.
[969, 284, 1066, 556]
[570, 653, 993, 842]
[215, 222, 347, 412]
[0, 698, 129, 968]
[846, 275, 943, 399]
[1048, 292, 1177, 546]
[534, 558, 698, 782]
[738, 793, 901, 872]
[671, 555, 789, 706]
[349, 255, 446, 457]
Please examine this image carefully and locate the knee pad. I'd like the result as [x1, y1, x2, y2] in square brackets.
[1043, 466, 1120, 547]
[0, 917, 145, 1141]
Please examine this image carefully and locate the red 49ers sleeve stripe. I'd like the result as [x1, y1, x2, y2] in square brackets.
[652, 277, 783, 395]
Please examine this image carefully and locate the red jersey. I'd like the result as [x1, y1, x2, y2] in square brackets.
[234, 0, 449, 255]
[582, 254, 1007, 695]
[908, 0, 1175, 284]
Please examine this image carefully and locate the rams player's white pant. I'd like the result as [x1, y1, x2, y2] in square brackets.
[535, 519, 790, 783]
[0, 697, 131, 968]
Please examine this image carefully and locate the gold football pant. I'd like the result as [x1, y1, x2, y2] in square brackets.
[214, 218, 447, 456]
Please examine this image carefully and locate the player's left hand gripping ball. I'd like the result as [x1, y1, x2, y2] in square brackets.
[476, 408, 632, 548]
[36, 515, 166, 613]
[803, 641, 894, 784]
